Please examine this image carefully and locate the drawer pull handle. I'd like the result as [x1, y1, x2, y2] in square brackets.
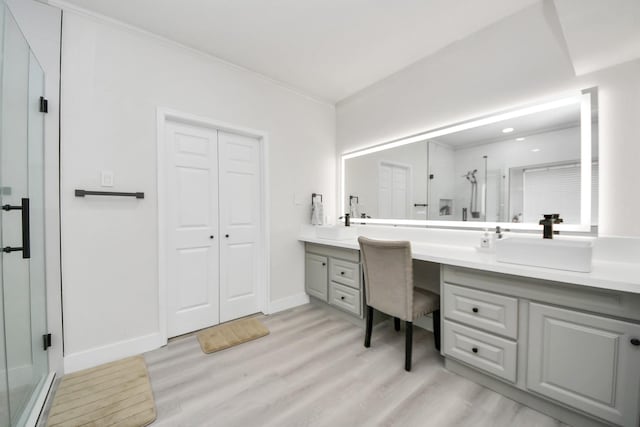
[340, 296, 345, 300]
[472, 347, 478, 354]
[340, 271, 345, 275]
[322, 262, 326, 266]
[631, 338, 640, 346]
[472, 307, 479, 313]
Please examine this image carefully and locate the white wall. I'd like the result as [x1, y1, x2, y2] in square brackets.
[336, 2, 640, 237]
[5, 0, 63, 375]
[60, 10, 335, 371]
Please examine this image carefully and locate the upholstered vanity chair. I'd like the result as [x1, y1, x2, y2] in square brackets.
[358, 236, 441, 371]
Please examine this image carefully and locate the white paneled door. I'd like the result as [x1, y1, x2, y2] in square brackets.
[166, 121, 220, 338]
[218, 131, 262, 322]
[378, 162, 410, 219]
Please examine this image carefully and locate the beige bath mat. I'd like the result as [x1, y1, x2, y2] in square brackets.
[197, 317, 270, 354]
[46, 355, 156, 427]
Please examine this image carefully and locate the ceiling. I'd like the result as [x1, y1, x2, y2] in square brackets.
[435, 103, 580, 148]
[49, 0, 540, 103]
[553, 0, 640, 76]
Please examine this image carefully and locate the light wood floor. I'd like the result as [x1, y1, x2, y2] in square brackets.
[144, 304, 568, 427]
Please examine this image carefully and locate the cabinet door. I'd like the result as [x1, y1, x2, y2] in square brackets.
[305, 253, 328, 301]
[527, 303, 640, 427]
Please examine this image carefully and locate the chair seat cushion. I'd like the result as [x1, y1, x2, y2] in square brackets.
[412, 288, 440, 320]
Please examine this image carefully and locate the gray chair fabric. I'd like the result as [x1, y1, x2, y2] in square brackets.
[358, 236, 439, 321]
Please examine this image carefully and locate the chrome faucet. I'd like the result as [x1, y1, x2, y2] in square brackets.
[539, 214, 563, 239]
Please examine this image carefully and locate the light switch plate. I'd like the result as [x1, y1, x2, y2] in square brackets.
[100, 170, 114, 187]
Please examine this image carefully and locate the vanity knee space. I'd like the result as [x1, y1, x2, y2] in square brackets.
[442, 266, 640, 427]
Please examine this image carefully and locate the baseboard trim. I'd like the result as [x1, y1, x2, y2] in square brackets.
[64, 332, 163, 374]
[269, 292, 310, 314]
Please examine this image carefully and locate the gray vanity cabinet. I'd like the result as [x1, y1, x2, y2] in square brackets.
[442, 265, 640, 427]
[305, 253, 328, 301]
[305, 243, 362, 318]
[527, 303, 640, 427]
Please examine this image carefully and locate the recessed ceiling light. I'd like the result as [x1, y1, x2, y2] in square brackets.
[502, 127, 514, 133]
[516, 137, 525, 141]
[531, 148, 540, 152]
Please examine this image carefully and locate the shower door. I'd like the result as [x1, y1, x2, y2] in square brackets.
[0, 3, 50, 426]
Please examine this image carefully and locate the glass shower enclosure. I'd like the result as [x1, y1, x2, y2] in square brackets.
[0, 1, 50, 426]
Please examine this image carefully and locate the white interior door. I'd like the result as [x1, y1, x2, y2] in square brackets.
[218, 131, 261, 322]
[166, 121, 219, 337]
[378, 162, 410, 219]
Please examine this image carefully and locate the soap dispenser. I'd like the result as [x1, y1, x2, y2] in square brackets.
[480, 228, 491, 248]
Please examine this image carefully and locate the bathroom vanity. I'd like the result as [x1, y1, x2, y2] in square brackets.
[305, 242, 363, 318]
[299, 227, 640, 427]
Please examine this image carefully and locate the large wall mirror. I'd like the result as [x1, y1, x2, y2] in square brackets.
[342, 88, 598, 231]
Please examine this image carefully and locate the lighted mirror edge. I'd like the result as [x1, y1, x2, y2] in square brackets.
[347, 218, 591, 233]
[339, 88, 597, 232]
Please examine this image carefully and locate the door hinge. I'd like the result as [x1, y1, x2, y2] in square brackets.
[43, 333, 52, 351]
[39, 96, 48, 113]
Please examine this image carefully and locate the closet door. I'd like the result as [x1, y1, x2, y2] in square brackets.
[166, 121, 219, 337]
[218, 131, 261, 322]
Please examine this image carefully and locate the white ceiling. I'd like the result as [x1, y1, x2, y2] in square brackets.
[435, 104, 580, 148]
[50, 0, 539, 102]
[553, 0, 640, 76]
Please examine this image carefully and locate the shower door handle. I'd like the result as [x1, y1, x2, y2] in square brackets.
[1, 198, 30, 259]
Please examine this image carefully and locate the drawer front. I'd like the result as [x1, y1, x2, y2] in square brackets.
[444, 283, 518, 339]
[444, 320, 517, 383]
[329, 282, 361, 316]
[330, 258, 360, 289]
[306, 242, 360, 263]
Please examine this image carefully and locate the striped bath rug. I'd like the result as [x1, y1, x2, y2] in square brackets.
[46, 355, 156, 427]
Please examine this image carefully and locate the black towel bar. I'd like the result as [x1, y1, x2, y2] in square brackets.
[75, 189, 144, 199]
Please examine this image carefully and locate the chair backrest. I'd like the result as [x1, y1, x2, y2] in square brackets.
[358, 236, 413, 321]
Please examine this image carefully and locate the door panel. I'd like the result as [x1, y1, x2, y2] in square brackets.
[378, 162, 409, 219]
[527, 303, 640, 426]
[305, 254, 327, 301]
[166, 121, 219, 337]
[0, 7, 49, 425]
[218, 131, 261, 322]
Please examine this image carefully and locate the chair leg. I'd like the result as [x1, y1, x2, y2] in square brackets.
[394, 317, 401, 332]
[405, 321, 413, 371]
[433, 310, 441, 352]
[364, 305, 373, 348]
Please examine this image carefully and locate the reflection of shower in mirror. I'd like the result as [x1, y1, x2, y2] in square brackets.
[463, 169, 480, 219]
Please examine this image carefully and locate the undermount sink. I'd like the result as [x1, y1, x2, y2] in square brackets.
[495, 237, 593, 273]
[315, 225, 358, 240]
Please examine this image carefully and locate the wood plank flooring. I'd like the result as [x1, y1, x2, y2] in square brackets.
[144, 304, 568, 427]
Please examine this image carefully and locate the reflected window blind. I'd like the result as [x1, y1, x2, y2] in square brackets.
[523, 163, 598, 224]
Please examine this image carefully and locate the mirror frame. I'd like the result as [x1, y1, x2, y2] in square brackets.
[340, 88, 597, 232]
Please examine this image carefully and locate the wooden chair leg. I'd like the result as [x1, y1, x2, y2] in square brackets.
[394, 317, 401, 332]
[364, 305, 373, 348]
[433, 309, 441, 352]
[405, 321, 413, 371]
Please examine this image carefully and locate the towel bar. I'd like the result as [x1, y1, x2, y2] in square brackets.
[75, 189, 144, 199]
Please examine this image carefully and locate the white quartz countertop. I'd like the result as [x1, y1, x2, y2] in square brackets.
[299, 231, 640, 295]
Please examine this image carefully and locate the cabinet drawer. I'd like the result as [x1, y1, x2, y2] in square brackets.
[444, 320, 517, 383]
[444, 283, 518, 339]
[329, 282, 361, 316]
[330, 258, 360, 289]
